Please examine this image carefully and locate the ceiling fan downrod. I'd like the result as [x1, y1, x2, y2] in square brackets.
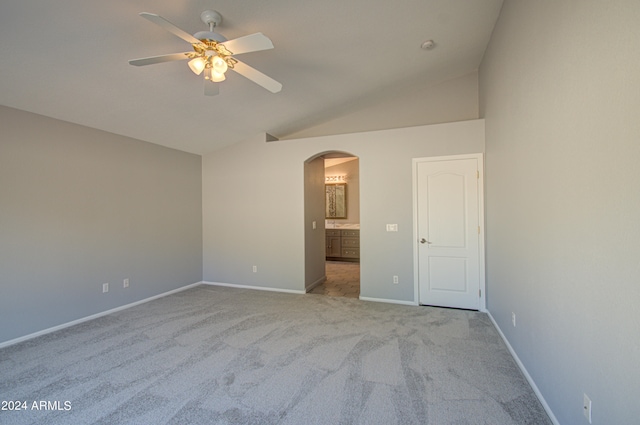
[200, 10, 222, 32]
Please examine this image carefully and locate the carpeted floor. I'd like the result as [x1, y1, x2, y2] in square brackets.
[0, 285, 551, 424]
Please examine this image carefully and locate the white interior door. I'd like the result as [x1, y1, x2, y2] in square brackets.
[414, 155, 484, 310]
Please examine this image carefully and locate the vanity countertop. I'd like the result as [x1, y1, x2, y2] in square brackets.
[325, 223, 360, 229]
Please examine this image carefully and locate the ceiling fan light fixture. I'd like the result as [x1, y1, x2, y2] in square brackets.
[204, 67, 225, 82]
[188, 57, 206, 75]
[212, 56, 228, 74]
[211, 69, 226, 82]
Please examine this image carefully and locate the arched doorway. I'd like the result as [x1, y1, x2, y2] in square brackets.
[303, 151, 360, 298]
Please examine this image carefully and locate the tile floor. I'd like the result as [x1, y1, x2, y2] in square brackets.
[309, 261, 360, 298]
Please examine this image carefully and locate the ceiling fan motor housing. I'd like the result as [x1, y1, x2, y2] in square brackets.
[193, 31, 227, 43]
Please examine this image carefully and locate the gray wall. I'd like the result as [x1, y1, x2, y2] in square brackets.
[479, 1, 640, 424]
[304, 156, 326, 290]
[202, 120, 484, 302]
[0, 106, 203, 344]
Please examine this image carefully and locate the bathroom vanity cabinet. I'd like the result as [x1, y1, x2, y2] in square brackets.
[326, 229, 359, 262]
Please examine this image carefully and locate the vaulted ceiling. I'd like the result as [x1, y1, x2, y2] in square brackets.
[0, 0, 503, 154]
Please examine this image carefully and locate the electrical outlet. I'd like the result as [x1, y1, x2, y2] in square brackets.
[312, 221, 317, 230]
[123, 278, 129, 288]
[386, 224, 398, 232]
[512, 312, 516, 327]
[583, 394, 592, 423]
[393, 275, 399, 284]
[252, 265, 257, 273]
[102, 283, 109, 293]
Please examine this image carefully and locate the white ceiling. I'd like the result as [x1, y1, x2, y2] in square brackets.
[0, 0, 503, 155]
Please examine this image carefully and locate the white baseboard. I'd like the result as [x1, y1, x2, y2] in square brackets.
[305, 275, 327, 292]
[487, 312, 560, 425]
[0, 282, 203, 349]
[359, 296, 418, 306]
[203, 281, 306, 295]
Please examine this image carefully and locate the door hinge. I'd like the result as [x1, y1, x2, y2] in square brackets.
[479, 289, 482, 298]
[477, 170, 479, 179]
[478, 226, 480, 234]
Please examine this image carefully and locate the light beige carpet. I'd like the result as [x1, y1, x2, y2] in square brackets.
[0, 285, 551, 424]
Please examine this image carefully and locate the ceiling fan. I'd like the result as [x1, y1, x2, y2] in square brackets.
[129, 10, 282, 96]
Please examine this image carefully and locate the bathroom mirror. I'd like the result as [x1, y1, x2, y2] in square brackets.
[325, 183, 347, 219]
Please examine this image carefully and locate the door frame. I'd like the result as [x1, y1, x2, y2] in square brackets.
[412, 153, 486, 311]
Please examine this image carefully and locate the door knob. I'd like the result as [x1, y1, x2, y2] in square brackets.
[420, 238, 432, 244]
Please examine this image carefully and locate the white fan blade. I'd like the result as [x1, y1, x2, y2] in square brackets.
[232, 60, 282, 93]
[204, 80, 219, 96]
[221, 33, 274, 55]
[140, 12, 202, 45]
[129, 52, 191, 66]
